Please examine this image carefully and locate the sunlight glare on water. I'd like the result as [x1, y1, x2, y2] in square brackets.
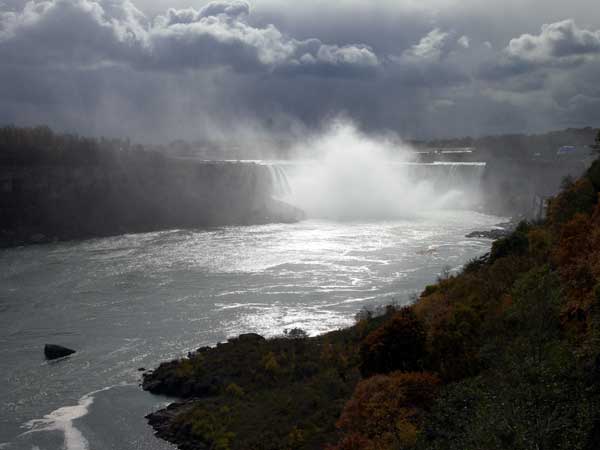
[0, 210, 502, 450]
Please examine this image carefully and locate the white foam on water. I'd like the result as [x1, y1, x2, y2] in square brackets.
[21, 386, 115, 450]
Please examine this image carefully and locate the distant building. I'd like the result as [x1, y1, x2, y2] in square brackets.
[557, 145, 577, 156]
[556, 145, 593, 161]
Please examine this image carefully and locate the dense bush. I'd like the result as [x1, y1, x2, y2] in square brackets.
[143, 313, 394, 450]
[0, 125, 146, 167]
[587, 159, 600, 191]
[489, 221, 530, 262]
[547, 178, 597, 226]
[359, 307, 426, 377]
[331, 372, 440, 450]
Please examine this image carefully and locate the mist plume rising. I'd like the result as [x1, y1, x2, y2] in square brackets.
[282, 120, 478, 220]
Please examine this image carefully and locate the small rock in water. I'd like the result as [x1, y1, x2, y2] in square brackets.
[138, 367, 146, 372]
[44, 344, 76, 360]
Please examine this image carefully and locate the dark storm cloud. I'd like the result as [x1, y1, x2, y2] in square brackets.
[0, 0, 379, 74]
[388, 28, 472, 88]
[0, 0, 599, 141]
[507, 19, 600, 62]
[479, 20, 600, 82]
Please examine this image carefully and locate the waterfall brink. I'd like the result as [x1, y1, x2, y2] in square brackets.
[401, 162, 487, 193]
[266, 164, 292, 198]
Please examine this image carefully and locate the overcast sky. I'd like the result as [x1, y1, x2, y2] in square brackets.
[1, 0, 599, 143]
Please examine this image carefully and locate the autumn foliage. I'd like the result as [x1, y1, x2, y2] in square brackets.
[329, 372, 440, 450]
[547, 178, 597, 226]
[359, 307, 426, 377]
[331, 150, 600, 450]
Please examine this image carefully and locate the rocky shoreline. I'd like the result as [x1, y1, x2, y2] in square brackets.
[465, 218, 521, 240]
[141, 321, 389, 450]
[146, 401, 202, 450]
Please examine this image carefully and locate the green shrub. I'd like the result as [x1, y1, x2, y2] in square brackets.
[489, 222, 530, 262]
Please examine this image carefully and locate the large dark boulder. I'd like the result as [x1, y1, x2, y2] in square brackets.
[44, 344, 76, 360]
[238, 333, 265, 342]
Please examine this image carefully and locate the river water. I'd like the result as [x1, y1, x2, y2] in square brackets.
[0, 211, 502, 450]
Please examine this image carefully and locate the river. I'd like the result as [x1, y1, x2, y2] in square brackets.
[0, 211, 503, 450]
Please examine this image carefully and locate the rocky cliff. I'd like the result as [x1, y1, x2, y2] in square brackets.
[0, 157, 303, 247]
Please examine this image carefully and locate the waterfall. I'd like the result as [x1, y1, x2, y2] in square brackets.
[259, 159, 487, 219]
[265, 164, 292, 198]
[399, 162, 487, 193]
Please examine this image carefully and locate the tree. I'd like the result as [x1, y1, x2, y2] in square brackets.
[547, 178, 596, 226]
[333, 372, 440, 450]
[283, 328, 309, 339]
[359, 307, 426, 377]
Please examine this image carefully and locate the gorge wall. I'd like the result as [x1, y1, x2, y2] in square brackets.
[480, 158, 590, 217]
[0, 157, 303, 247]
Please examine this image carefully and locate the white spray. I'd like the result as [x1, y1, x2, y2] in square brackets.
[281, 120, 477, 220]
